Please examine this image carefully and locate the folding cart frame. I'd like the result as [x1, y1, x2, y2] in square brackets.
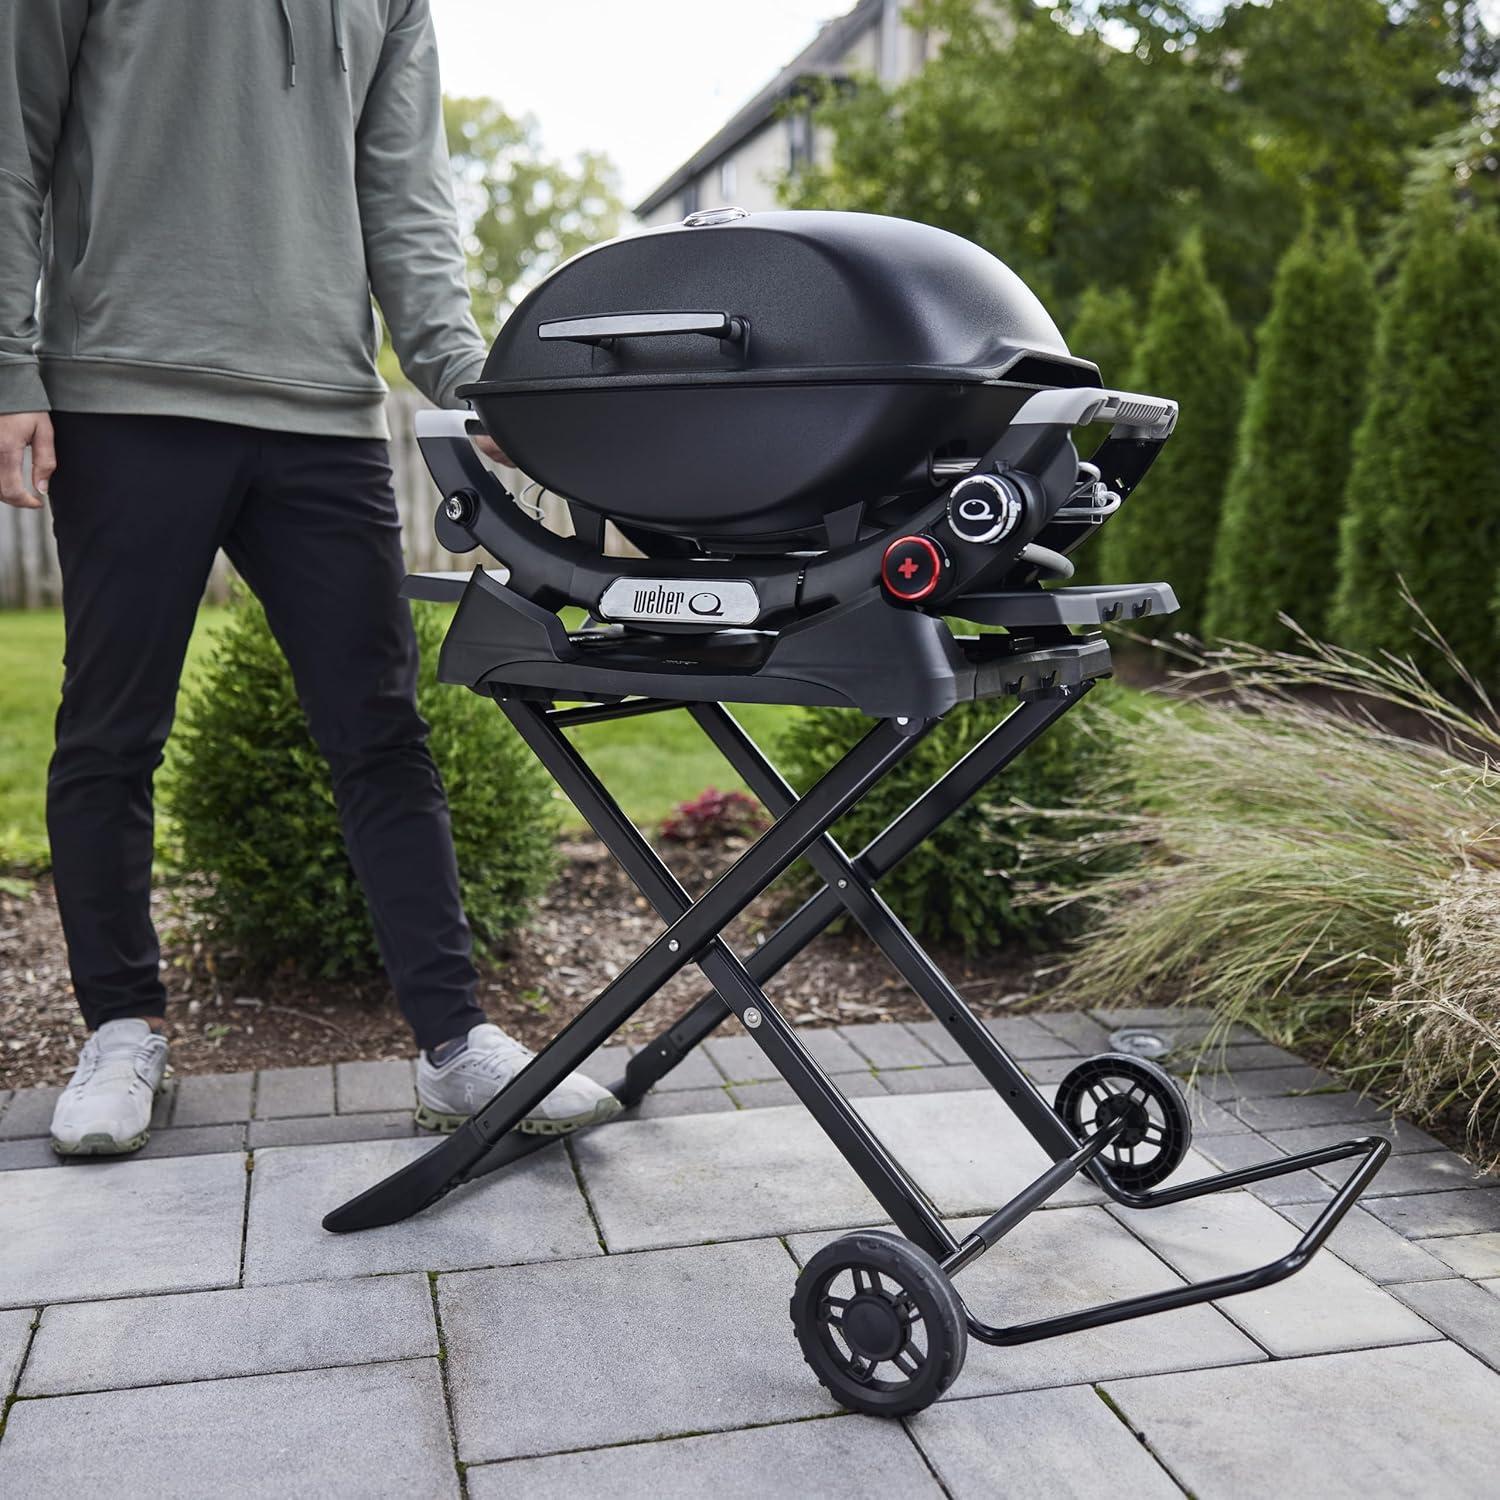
[326, 600, 1389, 1414]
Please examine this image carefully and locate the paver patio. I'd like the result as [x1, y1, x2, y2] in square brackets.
[3, 1008, 1500, 1497]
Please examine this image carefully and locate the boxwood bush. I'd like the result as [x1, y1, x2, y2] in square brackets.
[162, 596, 556, 978]
[775, 692, 1115, 953]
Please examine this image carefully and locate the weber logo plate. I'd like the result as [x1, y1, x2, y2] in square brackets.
[599, 577, 760, 626]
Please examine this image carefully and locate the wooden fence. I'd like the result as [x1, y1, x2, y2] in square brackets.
[0, 390, 520, 609]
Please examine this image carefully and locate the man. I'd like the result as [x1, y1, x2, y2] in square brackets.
[0, 0, 616, 1155]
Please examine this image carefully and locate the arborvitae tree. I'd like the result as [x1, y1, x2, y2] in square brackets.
[1329, 202, 1500, 685]
[1204, 222, 1375, 647]
[1066, 286, 1139, 585]
[1068, 285, 1138, 390]
[1099, 236, 1248, 634]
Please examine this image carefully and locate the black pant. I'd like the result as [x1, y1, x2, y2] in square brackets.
[46, 412, 486, 1052]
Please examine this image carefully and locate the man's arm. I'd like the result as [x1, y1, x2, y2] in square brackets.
[357, 0, 489, 415]
[0, 0, 87, 506]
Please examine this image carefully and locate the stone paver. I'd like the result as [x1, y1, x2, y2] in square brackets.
[794, 1025, 875, 1075]
[911, 1384, 1184, 1500]
[1178, 1085, 1252, 1136]
[334, 1059, 415, 1114]
[1317, 1148, 1496, 1198]
[1263, 1117, 1444, 1157]
[0, 1154, 245, 1308]
[790, 1208, 1262, 1397]
[838, 1021, 942, 1069]
[0, 1138, 60, 1172]
[983, 1014, 1081, 1059]
[1105, 1342, 1500, 1499]
[248, 1110, 415, 1149]
[576, 1043, 632, 1088]
[466, 1414, 939, 1499]
[1189, 1041, 1306, 1072]
[1276, 1200, 1455, 1286]
[633, 1086, 736, 1118]
[171, 1070, 254, 1127]
[137, 1123, 247, 1160]
[0, 1307, 34, 1397]
[1195, 1064, 1337, 1101]
[439, 1240, 835, 1462]
[1109, 1189, 1437, 1357]
[0, 1358, 458, 1498]
[253, 1064, 334, 1119]
[0, 1086, 60, 1139]
[875, 1062, 989, 1095]
[573, 1106, 883, 1251]
[1230, 1091, 1388, 1132]
[1391, 1278, 1500, 1371]
[1364, 1188, 1500, 1239]
[1191, 1131, 1332, 1207]
[22, 1274, 438, 1395]
[1032, 1011, 1114, 1052]
[241, 1137, 599, 1286]
[1414, 1231, 1500, 1279]
[729, 1071, 885, 1109]
[903, 1019, 972, 1065]
[703, 1033, 780, 1082]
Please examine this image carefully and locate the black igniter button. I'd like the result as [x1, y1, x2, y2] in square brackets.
[881, 534, 948, 603]
[947, 472, 1025, 545]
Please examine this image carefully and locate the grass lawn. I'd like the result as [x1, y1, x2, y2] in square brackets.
[0, 605, 802, 868]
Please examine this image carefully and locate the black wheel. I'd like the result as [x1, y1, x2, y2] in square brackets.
[790, 1230, 967, 1417]
[1054, 1053, 1192, 1191]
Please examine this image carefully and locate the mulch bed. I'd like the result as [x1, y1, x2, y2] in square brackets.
[1, 837, 1047, 1090]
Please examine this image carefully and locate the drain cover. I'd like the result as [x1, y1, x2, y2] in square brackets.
[1109, 1027, 1171, 1059]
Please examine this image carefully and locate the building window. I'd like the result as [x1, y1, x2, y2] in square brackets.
[719, 158, 738, 201]
[681, 179, 700, 216]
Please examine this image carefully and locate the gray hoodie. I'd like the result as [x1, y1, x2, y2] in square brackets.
[0, 0, 487, 437]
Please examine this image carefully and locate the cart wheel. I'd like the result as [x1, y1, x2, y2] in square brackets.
[1055, 1053, 1192, 1190]
[790, 1231, 967, 1417]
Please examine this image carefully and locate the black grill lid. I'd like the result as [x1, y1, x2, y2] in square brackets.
[461, 209, 1093, 396]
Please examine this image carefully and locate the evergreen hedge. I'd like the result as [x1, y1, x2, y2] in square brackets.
[1099, 236, 1248, 633]
[1329, 201, 1500, 685]
[1066, 286, 1138, 586]
[774, 696, 1114, 954]
[163, 597, 556, 978]
[1204, 222, 1375, 647]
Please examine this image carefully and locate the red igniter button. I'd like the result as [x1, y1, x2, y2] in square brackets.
[880, 534, 947, 603]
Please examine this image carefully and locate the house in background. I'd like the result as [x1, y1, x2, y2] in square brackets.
[635, 0, 930, 226]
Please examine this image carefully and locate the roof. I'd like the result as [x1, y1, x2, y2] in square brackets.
[633, 0, 884, 218]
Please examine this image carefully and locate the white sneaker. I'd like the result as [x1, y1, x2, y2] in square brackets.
[415, 1022, 622, 1136]
[50, 1018, 169, 1157]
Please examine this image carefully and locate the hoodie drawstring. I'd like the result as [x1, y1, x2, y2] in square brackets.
[278, 1, 347, 87]
[277, 0, 298, 87]
[331, 0, 348, 73]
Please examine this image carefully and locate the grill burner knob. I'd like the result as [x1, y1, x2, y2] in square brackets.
[947, 472, 1025, 546]
[881, 534, 948, 604]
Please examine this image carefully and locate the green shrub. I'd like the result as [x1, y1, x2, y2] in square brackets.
[1205, 221, 1375, 648]
[1100, 235, 1248, 632]
[775, 692, 1115, 953]
[1066, 286, 1138, 586]
[1039, 631, 1500, 1167]
[1329, 200, 1500, 685]
[163, 597, 556, 977]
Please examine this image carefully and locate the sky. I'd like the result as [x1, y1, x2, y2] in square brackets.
[430, 0, 852, 211]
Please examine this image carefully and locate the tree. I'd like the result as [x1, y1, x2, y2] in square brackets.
[1205, 222, 1376, 647]
[784, 0, 1491, 327]
[444, 97, 624, 336]
[1066, 286, 1138, 584]
[1098, 236, 1247, 634]
[1329, 199, 1500, 684]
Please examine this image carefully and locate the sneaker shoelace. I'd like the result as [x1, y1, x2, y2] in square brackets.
[451, 1037, 535, 1082]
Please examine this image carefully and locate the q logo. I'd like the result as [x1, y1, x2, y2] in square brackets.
[689, 592, 724, 617]
[947, 472, 1023, 546]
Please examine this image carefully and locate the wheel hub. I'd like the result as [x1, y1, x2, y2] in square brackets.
[842, 1293, 907, 1362]
[1096, 1091, 1151, 1148]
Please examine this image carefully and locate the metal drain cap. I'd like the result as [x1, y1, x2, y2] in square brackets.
[1108, 1027, 1170, 1059]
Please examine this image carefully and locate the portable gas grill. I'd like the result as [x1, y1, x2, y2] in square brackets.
[326, 208, 1389, 1416]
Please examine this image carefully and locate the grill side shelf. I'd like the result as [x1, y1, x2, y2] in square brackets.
[953, 582, 1178, 628]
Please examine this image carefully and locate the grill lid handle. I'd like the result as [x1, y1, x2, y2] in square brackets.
[537, 311, 748, 348]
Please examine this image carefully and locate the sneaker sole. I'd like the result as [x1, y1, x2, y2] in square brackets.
[413, 1094, 624, 1137]
[51, 1127, 151, 1158]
